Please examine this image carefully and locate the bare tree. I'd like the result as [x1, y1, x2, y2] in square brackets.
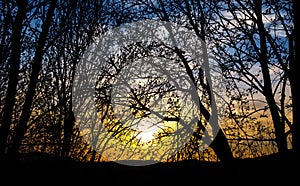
[7, 0, 57, 160]
[0, 0, 28, 160]
[209, 0, 294, 158]
[141, 0, 234, 163]
[0, 0, 108, 162]
[93, 0, 235, 163]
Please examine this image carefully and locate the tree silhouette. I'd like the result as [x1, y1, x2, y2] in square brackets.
[209, 0, 294, 159]
[0, 0, 28, 160]
[116, 0, 235, 164]
[0, 0, 108, 162]
[291, 0, 299, 159]
[0, 0, 296, 176]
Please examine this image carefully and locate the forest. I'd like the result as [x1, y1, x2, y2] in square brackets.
[0, 0, 298, 185]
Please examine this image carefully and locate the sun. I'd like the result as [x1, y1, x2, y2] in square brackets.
[132, 117, 161, 145]
[135, 130, 157, 144]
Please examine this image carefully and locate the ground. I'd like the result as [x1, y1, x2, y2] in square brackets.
[2, 151, 297, 186]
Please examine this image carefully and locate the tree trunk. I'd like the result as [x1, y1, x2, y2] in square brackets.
[291, 0, 300, 158]
[7, 0, 57, 160]
[254, 0, 287, 155]
[62, 111, 75, 158]
[0, 0, 28, 160]
[176, 0, 235, 163]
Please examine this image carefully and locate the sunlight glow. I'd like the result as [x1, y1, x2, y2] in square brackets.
[135, 130, 157, 144]
[131, 118, 162, 144]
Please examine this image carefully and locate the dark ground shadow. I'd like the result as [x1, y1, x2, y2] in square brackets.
[2, 151, 297, 186]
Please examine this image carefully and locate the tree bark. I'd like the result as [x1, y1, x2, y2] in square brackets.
[7, 0, 57, 160]
[254, 0, 287, 155]
[0, 0, 28, 160]
[175, 0, 234, 163]
[291, 0, 300, 158]
[62, 111, 75, 158]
